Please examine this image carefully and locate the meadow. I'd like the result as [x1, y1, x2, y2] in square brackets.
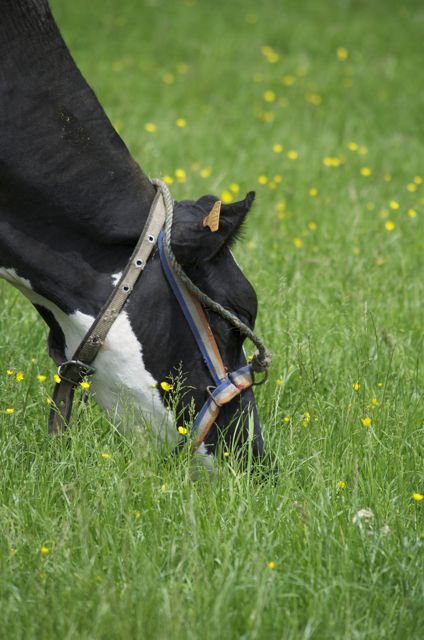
[0, 0, 423, 637]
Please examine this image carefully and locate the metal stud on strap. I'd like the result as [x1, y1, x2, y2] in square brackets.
[57, 360, 96, 385]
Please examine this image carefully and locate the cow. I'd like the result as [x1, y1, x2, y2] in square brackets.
[0, 0, 271, 469]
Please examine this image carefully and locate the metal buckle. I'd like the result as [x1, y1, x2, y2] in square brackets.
[206, 385, 222, 408]
[251, 368, 269, 386]
[57, 360, 96, 385]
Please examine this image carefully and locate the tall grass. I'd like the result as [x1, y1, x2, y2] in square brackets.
[1, 0, 423, 637]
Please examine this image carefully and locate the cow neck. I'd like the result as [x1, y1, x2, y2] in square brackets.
[0, 1, 57, 46]
[0, 0, 156, 316]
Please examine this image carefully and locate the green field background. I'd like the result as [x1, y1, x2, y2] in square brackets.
[0, 0, 423, 638]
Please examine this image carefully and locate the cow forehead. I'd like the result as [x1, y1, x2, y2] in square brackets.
[206, 248, 258, 318]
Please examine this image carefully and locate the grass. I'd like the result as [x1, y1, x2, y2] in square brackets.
[1, 0, 423, 637]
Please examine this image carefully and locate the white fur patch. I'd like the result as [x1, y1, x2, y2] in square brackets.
[0, 267, 178, 447]
[111, 272, 122, 286]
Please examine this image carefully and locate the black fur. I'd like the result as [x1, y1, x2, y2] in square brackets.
[0, 1, 264, 458]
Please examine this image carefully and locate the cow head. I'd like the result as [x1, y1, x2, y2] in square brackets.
[128, 190, 265, 460]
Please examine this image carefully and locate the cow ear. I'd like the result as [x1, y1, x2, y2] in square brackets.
[171, 191, 255, 265]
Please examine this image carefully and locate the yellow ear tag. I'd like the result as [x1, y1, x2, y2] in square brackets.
[202, 200, 221, 232]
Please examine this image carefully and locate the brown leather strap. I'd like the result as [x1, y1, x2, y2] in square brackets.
[48, 188, 167, 435]
[48, 380, 75, 435]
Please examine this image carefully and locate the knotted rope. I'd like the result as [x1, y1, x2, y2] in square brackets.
[151, 178, 272, 375]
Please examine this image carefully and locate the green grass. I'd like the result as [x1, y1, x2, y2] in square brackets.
[1, 0, 423, 638]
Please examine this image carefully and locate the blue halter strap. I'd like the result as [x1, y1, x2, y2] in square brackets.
[158, 230, 254, 450]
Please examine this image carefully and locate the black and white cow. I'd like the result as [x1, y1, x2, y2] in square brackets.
[0, 0, 265, 464]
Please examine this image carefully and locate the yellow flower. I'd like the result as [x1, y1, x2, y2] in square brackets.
[360, 167, 372, 177]
[178, 426, 188, 435]
[258, 175, 268, 185]
[261, 46, 279, 63]
[176, 62, 188, 74]
[283, 417, 290, 423]
[371, 397, 379, 408]
[302, 411, 311, 427]
[162, 72, 175, 85]
[245, 13, 258, 25]
[175, 118, 187, 128]
[16, 372, 24, 382]
[200, 167, 212, 178]
[352, 383, 360, 392]
[221, 190, 233, 204]
[308, 222, 317, 231]
[347, 142, 359, 151]
[273, 175, 282, 184]
[287, 150, 298, 160]
[272, 143, 284, 153]
[101, 452, 112, 460]
[53, 374, 61, 384]
[160, 381, 173, 392]
[413, 175, 422, 185]
[175, 168, 187, 182]
[407, 183, 417, 193]
[144, 122, 157, 133]
[309, 187, 318, 197]
[276, 377, 283, 385]
[133, 510, 141, 519]
[305, 93, 322, 106]
[412, 492, 423, 502]
[163, 175, 174, 185]
[407, 208, 417, 218]
[336, 47, 349, 61]
[377, 382, 383, 388]
[338, 480, 347, 490]
[229, 183, 240, 194]
[223, 451, 230, 457]
[151, 382, 157, 388]
[37, 374, 47, 382]
[263, 90, 276, 103]
[39, 546, 49, 554]
[361, 416, 372, 428]
[5, 408, 14, 415]
[266, 52, 279, 64]
[323, 157, 341, 167]
[385, 220, 395, 231]
[6, 369, 14, 376]
[267, 561, 277, 570]
[282, 74, 296, 86]
[293, 238, 303, 249]
[80, 381, 90, 390]
[161, 483, 169, 492]
[259, 111, 275, 123]
[389, 200, 399, 210]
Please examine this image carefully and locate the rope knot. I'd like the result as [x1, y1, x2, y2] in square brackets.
[250, 348, 273, 373]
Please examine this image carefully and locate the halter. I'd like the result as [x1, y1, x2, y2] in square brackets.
[48, 181, 272, 452]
